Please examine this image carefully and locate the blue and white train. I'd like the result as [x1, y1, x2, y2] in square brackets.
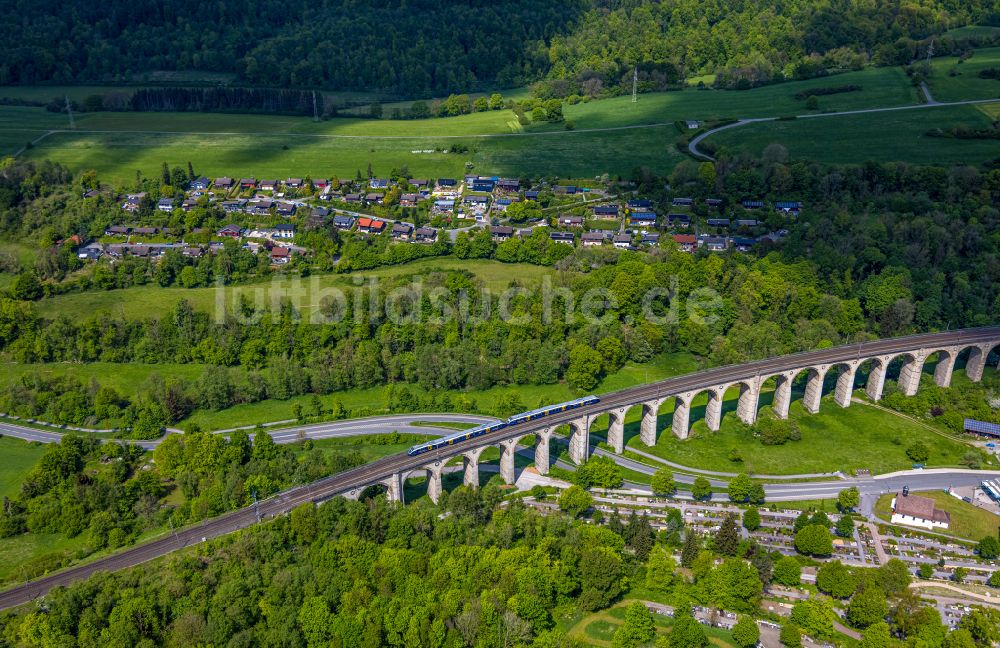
[407, 395, 600, 456]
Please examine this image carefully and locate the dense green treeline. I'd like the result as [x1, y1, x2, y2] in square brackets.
[0, 0, 571, 94]
[541, 0, 1000, 95]
[0, 430, 372, 581]
[2, 0, 998, 95]
[2, 487, 997, 647]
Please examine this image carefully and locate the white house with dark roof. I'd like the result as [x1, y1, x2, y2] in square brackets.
[891, 493, 950, 530]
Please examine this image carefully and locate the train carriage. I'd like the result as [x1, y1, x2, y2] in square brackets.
[407, 396, 599, 456]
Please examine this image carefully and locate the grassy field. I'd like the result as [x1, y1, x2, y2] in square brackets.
[709, 102, 1000, 165]
[0, 65, 923, 178]
[875, 492, 1000, 542]
[31, 258, 559, 320]
[927, 47, 1000, 102]
[0, 436, 46, 498]
[564, 599, 736, 648]
[628, 392, 976, 476]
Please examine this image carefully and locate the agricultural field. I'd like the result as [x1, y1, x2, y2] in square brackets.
[875, 491, 1000, 542]
[927, 47, 1000, 101]
[0, 65, 925, 179]
[707, 101, 1000, 165]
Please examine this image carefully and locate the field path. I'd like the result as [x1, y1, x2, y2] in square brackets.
[688, 95, 1000, 160]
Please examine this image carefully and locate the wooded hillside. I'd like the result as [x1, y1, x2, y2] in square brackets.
[1, 0, 997, 94]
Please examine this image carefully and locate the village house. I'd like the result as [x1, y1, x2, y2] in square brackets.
[181, 199, 197, 212]
[285, 178, 303, 189]
[613, 233, 633, 249]
[524, 189, 541, 200]
[391, 222, 414, 240]
[592, 204, 619, 218]
[891, 492, 950, 530]
[357, 217, 386, 234]
[735, 219, 759, 228]
[493, 197, 515, 212]
[671, 197, 693, 207]
[414, 227, 437, 243]
[667, 214, 690, 229]
[491, 225, 514, 242]
[702, 235, 729, 252]
[221, 200, 245, 213]
[775, 201, 803, 215]
[105, 225, 131, 237]
[369, 178, 389, 189]
[259, 180, 278, 192]
[344, 193, 363, 203]
[641, 232, 660, 246]
[333, 215, 355, 230]
[213, 177, 234, 191]
[733, 237, 756, 252]
[313, 179, 328, 190]
[741, 199, 765, 210]
[121, 193, 147, 212]
[246, 198, 274, 216]
[157, 198, 174, 212]
[705, 198, 723, 209]
[557, 215, 585, 228]
[190, 177, 211, 190]
[183, 246, 205, 259]
[628, 199, 652, 210]
[132, 226, 158, 237]
[433, 199, 455, 214]
[364, 192, 382, 204]
[673, 234, 697, 253]
[409, 179, 428, 189]
[581, 231, 607, 247]
[707, 218, 731, 228]
[628, 211, 657, 228]
[471, 177, 495, 192]
[495, 178, 520, 192]
[77, 242, 103, 261]
[274, 224, 295, 239]
[400, 193, 420, 207]
[217, 224, 243, 238]
[276, 202, 296, 217]
[549, 231, 575, 245]
[240, 178, 257, 190]
[270, 246, 291, 265]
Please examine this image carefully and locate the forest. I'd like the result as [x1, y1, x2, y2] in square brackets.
[1, 0, 998, 94]
[1, 482, 997, 648]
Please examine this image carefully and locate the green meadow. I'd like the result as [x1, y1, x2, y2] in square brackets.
[927, 46, 1000, 101]
[31, 258, 558, 321]
[0, 64, 927, 178]
[0, 436, 47, 499]
[627, 385, 976, 475]
[707, 101, 1000, 165]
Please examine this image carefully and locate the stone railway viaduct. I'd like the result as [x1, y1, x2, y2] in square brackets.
[345, 328, 1000, 504]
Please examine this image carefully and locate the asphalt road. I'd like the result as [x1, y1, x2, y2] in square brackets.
[1, 327, 997, 610]
[0, 413, 497, 450]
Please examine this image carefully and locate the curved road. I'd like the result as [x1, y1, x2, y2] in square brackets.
[688, 96, 1000, 161]
[0, 413, 498, 451]
[1, 327, 997, 610]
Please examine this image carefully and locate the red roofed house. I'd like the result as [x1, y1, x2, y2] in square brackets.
[270, 246, 291, 265]
[673, 234, 697, 253]
[357, 217, 386, 234]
